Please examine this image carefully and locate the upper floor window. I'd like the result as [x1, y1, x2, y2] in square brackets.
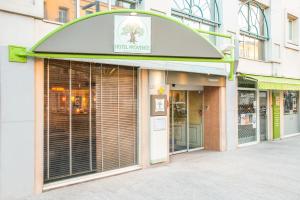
[171, 0, 220, 32]
[59, 7, 69, 23]
[44, 0, 138, 23]
[238, 1, 269, 61]
[287, 14, 298, 45]
[44, 0, 77, 23]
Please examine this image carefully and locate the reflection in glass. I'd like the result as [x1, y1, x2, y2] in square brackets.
[238, 90, 257, 144]
[170, 91, 188, 153]
[259, 91, 267, 141]
[284, 91, 298, 114]
[188, 91, 204, 149]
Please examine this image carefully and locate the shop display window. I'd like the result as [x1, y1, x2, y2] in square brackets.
[284, 91, 298, 114]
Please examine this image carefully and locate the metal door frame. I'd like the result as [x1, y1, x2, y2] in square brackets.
[169, 90, 204, 155]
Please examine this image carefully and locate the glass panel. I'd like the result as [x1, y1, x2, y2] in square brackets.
[239, 2, 266, 38]
[238, 90, 257, 144]
[244, 35, 255, 60]
[239, 34, 245, 58]
[71, 62, 91, 175]
[44, 0, 77, 23]
[170, 91, 188, 153]
[255, 39, 265, 60]
[80, 0, 109, 16]
[188, 91, 204, 149]
[239, 4, 249, 32]
[288, 20, 293, 41]
[284, 91, 298, 114]
[172, 0, 218, 23]
[47, 60, 71, 181]
[45, 60, 137, 183]
[259, 91, 268, 141]
[284, 91, 300, 135]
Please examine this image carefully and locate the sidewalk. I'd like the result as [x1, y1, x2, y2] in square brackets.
[25, 136, 300, 200]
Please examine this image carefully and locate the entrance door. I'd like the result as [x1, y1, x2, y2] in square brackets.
[169, 90, 203, 154]
[170, 91, 188, 153]
[188, 91, 204, 149]
[259, 91, 268, 141]
[238, 90, 257, 144]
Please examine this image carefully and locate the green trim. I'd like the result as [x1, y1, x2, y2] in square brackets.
[196, 29, 232, 39]
[240, 74, 300, 90]
[272, 91, 281, 139]
[30, 9, 224, 57]
[25, 51, 233, 63]
[8, 45, 27, 63]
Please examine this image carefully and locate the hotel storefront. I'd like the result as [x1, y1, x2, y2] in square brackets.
[238, 75, 300, 146]
[5, 10, 233, 193]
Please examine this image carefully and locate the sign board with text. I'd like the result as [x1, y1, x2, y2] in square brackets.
[114, 15, 151, 54]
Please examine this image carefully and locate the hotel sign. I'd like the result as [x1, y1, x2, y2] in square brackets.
[114, 15, 151, 54]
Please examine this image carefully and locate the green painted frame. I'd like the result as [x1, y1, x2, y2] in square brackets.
[12, 9, 235, 80]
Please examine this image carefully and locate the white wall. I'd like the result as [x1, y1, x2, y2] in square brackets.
[0, 47, 35, 200]
[0, 0, 43, 18]
[0, 8, 58, 200]
[0, 11, 58, 47]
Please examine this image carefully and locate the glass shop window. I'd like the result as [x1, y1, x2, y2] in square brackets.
[284, 91, 298, 114]
[44, 0, 77, 23]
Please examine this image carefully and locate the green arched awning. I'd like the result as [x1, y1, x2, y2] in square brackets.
[31, 10, 224, 59]
[9, 10, 235, 79]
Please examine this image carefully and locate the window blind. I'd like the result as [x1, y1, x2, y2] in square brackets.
[44, 59, 137, 183]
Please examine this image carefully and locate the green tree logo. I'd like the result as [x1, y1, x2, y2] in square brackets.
[121, 21, 144, 44]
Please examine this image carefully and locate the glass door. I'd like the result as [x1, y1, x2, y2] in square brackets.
[188, 91, 204, 150]
[238, 90, 257, 144]
[170, 91, 188, 153]
[169, 90, 204, 154]
[259, 91, 268, 141]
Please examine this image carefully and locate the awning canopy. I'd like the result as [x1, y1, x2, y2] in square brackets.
[242, 74, 300, 90]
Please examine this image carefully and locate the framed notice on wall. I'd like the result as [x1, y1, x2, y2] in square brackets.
[150, 95, 167, 116]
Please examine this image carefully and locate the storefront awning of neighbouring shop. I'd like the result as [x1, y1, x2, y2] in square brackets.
[241, 74, 300, 90]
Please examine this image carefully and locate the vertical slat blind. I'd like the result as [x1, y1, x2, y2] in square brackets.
[44, 59, 137, 183]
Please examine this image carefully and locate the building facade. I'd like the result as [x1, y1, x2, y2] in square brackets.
[0, 0, 300, 199]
